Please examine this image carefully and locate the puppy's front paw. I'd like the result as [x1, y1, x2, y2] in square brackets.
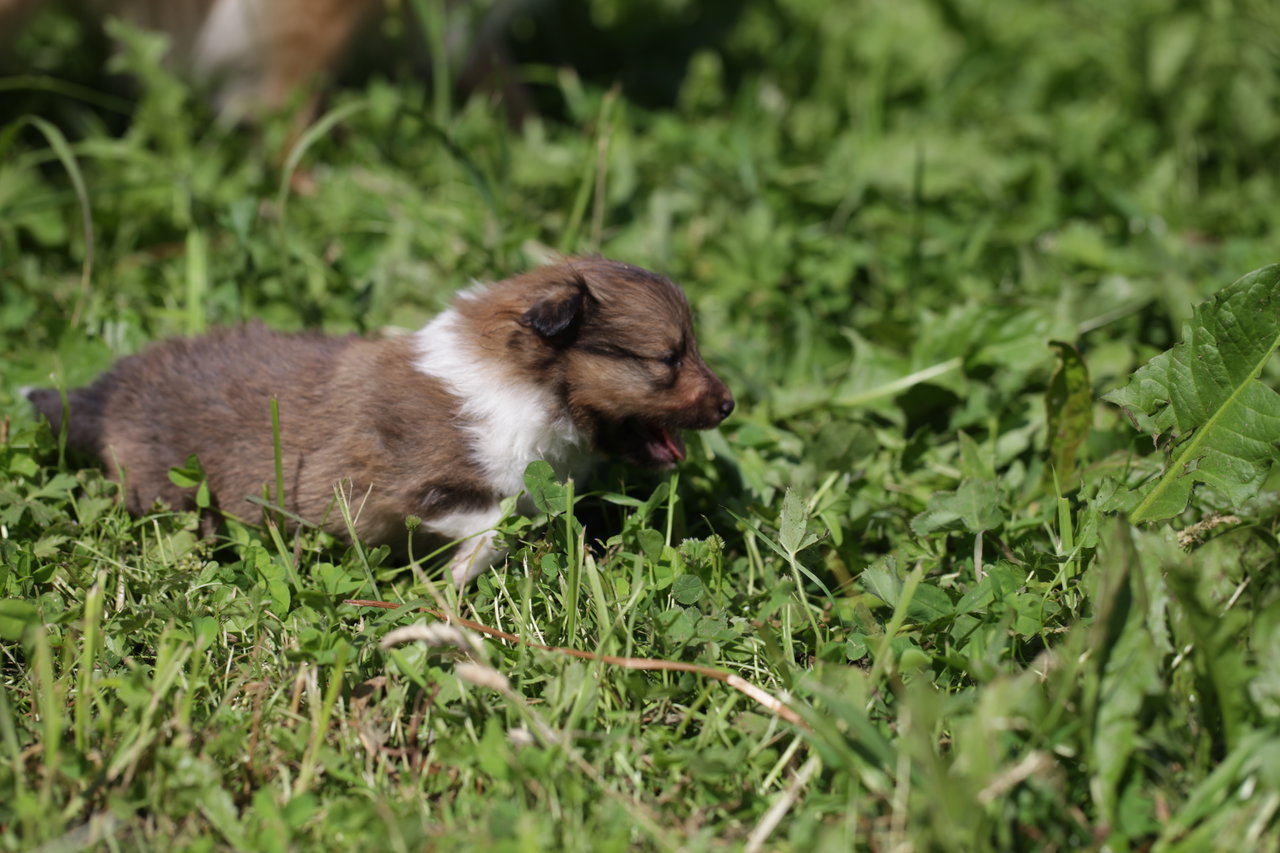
[449, 532, 502, 587]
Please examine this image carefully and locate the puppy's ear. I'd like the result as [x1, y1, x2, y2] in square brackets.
[520, 280, 586, 340]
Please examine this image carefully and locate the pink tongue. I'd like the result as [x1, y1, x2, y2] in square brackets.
[653, 425, 685, 462]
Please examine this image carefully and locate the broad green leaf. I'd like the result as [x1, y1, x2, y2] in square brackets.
[168, 454, 211, 509]
[1103, 265, 1280, 523]
[254, 548, 291, 615]
[911, 478, 1006, 536]
[662, 607, 698, 645]
[1044, 340, 1093, 491]
[860, 561, 902, 608]
[8, 455, 39, 478]
[522, 460, 567, 514]
[778, 488, 819, 554]
[32, 535, 69, 559]
[671, 574, 705, 605]
[907, 583, 954, 623]
[0, 599, 39, 642]
[168, 454, 204, 488]
[956, 431, 995, 481]
[635, 528, 665, 562]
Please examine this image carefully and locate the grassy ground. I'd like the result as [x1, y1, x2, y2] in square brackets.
[3, 0, 1280, 849]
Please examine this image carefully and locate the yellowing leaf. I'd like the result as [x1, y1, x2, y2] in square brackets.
[1044, 340, 1093, 492]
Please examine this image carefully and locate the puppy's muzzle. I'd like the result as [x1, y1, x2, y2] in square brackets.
[716, 393, 735, 421]
[695, 376, 735, 427]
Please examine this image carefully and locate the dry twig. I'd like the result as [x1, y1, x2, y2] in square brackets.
[345, 598, 805, 727]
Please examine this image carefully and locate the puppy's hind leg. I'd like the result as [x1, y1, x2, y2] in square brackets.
[25, 383, 112, 457]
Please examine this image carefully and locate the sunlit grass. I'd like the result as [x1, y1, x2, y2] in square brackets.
[3, 0, 1280, 849]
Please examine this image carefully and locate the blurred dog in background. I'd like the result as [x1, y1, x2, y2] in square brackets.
[0, 0, 526, 121]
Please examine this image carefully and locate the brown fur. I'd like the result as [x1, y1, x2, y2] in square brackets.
[28, 259, 733, 567]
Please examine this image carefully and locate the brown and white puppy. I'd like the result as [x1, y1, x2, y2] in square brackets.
[27, 258, 734, 584]
[1, 0, 377, 118]
[1, 0, 527, 124]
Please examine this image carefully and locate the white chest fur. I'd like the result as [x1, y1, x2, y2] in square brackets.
[411, 308, 589, 497]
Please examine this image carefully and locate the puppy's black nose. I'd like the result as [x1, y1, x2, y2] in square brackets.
[718, 395, 735, 421]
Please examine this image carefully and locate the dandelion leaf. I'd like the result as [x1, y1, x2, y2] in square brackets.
[1103, 265, 1280, 523]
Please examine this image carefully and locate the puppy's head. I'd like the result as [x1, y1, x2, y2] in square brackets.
[476, 258, 734, 468]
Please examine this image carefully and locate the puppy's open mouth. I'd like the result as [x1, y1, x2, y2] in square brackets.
[639, 421, 686, 468]
[601, 418, 687, 469]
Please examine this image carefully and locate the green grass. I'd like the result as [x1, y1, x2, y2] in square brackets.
[4, 0, 1280, 849]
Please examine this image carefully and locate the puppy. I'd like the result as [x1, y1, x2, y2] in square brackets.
[1, 0, 527, 124]
[27, 258, 735, 584]
[1, 0, 377, 118]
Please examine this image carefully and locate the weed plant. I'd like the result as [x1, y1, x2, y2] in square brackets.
[3, 0, 1280, 849]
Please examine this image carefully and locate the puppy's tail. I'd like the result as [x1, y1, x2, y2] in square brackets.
[24, 383, 108, 456]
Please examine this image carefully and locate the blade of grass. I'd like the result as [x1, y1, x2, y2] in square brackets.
[184, 228, 208, 335]
[32, 627, 61, 812]
[589, 86, 620, 252]
[274, 99, 372, 294]
[333, 483, 381, 600]
[562, 478, 580, 642]
[831, 357, 963, 409]
[74, 571, 105, 754]
[0, 75, 134, 113]
[864, 560, 926, 708]
[663, 470, 679, 548]
[0, 115, 95, 328]
[408, 0, 451, 130]
[294, 641, 350, 796]
[559, 87, 618, 254]
[109, 632, 192, 788]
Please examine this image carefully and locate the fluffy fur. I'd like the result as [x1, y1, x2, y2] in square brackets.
[27, 258, 734, 585]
